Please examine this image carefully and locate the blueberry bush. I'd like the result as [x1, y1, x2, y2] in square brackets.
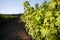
[21, 0, 60, 40]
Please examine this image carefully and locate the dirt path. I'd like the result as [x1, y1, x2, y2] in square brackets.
[0, 19, 32, 40]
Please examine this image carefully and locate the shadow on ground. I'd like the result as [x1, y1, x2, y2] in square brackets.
[0, 18, 32, 40]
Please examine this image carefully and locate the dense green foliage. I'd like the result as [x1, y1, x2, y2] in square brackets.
[21, 0, 60, 40]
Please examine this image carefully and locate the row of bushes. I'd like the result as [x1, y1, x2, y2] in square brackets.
[0, 14, 18, 25]
[21, 0, 60, 40]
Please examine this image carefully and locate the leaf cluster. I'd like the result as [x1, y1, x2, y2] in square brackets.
[21, 0, 60, 40]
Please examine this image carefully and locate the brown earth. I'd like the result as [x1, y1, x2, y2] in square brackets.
[0, 18, 32, 40]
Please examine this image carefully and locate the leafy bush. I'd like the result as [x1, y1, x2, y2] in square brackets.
[21, 0, 60, 40]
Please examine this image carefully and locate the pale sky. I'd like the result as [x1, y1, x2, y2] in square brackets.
[0, 0, 49, 14]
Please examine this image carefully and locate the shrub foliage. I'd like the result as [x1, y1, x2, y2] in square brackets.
[21, 0, 60, 40]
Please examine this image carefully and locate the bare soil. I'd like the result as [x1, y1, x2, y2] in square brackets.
[0, 18, 32, 40]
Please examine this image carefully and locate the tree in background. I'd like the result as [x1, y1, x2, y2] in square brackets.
[21, 0, 60, 40]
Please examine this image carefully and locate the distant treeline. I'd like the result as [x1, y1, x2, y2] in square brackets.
[0, 14, 23, 25]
